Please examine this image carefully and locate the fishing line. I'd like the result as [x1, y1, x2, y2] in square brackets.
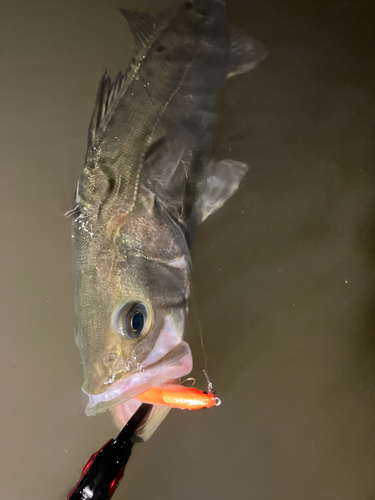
[190, 283, 215, 394]
[136, 52, 216, 395]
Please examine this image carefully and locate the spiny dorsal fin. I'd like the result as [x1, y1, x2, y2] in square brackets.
[227, 26, 268, 78]
[120, 10, 169, 50]
[87, 70, 126, 149]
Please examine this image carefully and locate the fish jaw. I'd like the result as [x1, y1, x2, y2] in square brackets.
[83, 340, 192, 416]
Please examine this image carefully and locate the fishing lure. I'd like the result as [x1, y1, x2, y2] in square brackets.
[135, 384, 221, 410]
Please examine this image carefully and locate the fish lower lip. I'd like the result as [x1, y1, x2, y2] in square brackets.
[83, 341, 193, 416]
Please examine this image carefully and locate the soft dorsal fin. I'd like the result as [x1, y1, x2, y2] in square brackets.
[227, 26, 268, 78]
[120, 10, 169, 50]
[87, 70, 126, 149]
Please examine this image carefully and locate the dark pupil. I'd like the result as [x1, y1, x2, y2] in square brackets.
[118, 302, 148, 339]
[131, 311, 144, 333]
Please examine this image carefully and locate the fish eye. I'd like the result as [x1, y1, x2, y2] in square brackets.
[115, 302, 151, 340]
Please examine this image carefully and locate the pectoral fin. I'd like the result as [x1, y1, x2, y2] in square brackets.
[227, 26, 268, 78]
[195, 159, 248, 223]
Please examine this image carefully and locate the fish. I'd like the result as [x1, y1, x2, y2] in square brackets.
[71, 0, 267, 441]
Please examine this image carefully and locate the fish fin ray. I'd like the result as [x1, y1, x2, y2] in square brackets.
[195, 159, 248, 223]
[120, 9, 169, 50]
[87, 70, 126, 149]
[227, 26, 268, 78]
[87, 9, 170, 149]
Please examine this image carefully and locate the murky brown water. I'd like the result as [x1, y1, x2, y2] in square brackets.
[2, 0, 375, 498]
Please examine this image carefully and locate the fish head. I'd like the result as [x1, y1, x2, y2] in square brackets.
[72, 203, 193, 433]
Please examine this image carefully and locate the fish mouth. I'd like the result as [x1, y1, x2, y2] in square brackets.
[82, 314, 193, 417]
[84, 341, 192, 416]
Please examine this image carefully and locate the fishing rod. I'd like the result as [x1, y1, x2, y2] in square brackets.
[65, 386, 219, 499]
[66, 404, 152, 500]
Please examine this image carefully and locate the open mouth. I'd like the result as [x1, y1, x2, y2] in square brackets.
[81, 314, 193, 441]
[84, 340, 193, 416]
[83, 311, 192, 410]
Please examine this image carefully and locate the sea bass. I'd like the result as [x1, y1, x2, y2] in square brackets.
[72, 0, 266, 440]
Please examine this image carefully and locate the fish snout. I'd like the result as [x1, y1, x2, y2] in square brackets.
[82, 351, 136, 395]
[82, 355, 118, 395]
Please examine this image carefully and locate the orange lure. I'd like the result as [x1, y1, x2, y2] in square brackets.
[135, 384, 220, 410]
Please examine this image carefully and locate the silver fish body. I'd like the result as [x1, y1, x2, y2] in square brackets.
[72, 0, 266, 440]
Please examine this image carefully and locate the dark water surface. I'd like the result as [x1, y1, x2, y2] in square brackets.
[2, 0, 375, 498]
